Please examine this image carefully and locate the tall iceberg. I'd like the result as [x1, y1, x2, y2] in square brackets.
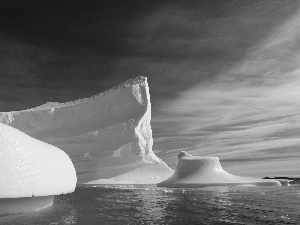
[0, 76, 173, 184]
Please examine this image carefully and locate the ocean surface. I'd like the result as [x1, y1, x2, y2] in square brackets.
[1, 184, 300, 225]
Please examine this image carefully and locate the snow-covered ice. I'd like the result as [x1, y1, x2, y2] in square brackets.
[0, 76, 173, 184]
[157, 151, 281, 187]
[0, 123, 76, 215]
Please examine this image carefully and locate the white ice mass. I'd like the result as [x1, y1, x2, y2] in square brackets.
[0, 123, 76, 215]
[0, 76, 173, 184]
[157, 151, 281, 187]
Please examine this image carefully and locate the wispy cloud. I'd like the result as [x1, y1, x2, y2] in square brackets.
[153, 7, 300, 176]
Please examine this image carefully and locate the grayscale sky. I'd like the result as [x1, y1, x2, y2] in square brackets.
[1, 0, 300, 176]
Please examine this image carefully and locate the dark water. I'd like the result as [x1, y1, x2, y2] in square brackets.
[1, 185, 300, 225]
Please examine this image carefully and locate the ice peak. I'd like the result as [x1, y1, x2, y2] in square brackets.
[177, 151, 192, 159]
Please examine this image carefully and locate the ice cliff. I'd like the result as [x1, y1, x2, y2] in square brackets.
[0, 76, 173, 184]
[157, 151, 281, 187]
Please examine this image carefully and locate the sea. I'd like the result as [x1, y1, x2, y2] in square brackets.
[1, 184, 299, 225]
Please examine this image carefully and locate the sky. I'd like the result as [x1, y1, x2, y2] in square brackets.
[1, 0, 300, 177]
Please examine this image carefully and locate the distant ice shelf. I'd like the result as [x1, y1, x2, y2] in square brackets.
[0, 76, 173, 184]
[157, 151, 281, 188]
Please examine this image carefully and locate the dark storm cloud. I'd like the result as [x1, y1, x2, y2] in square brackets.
[0, 0, 154, 52]
[0, 0, 174, 110]
[1, 0, 296, 111]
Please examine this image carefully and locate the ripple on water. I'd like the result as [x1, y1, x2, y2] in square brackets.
[0, 185, 299, 224]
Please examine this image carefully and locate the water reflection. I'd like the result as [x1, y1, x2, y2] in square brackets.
[0, 186, 240, 224]
[140, 186, 244, 224]
[135, 188, 177, 224]
[1, 185, 299, 225]
[60, 209, 77, 224]
[205, 187, 240, 224]
[135, 186, 238, 224]
[0, 194, 78, 225]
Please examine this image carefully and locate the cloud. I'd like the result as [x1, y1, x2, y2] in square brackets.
[223, 158, 300, 177]
[1, 0, 299, 176]
[152, 8, 300, 176]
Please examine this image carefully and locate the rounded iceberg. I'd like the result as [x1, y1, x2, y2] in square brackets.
[0, 123, 77, 215]
[157, 151, 281, 188]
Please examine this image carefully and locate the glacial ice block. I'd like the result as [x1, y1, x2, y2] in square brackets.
[157, 151, 281, 187]
[0, 123, 76, 215]
[0, 76, 173, 184]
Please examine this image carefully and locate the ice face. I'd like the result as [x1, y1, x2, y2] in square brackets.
[0, 196, 54, 216]
[0, 123, 77, 198]
[157, 151, 281, 187]
[0, 77, 173, 184]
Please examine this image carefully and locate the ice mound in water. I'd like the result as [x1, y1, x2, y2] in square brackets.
[0, 123, 76, 215]
[0, 76, 173, 184]
[157, 151, 281, 187]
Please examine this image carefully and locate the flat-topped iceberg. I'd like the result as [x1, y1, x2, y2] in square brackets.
[0, 123, 76, 215]
[157, 151, 281, 187]
[0, 76, 173, 184]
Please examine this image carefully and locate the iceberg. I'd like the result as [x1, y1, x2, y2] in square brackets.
[0, 123, 76, 215]
[157, 151, 281, 187]
[0, 76, 173, 184]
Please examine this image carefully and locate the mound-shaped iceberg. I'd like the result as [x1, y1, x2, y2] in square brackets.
[157, 151, 281, 187]
[0, 123, 76, 215]
[0, 77, 173, 184]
